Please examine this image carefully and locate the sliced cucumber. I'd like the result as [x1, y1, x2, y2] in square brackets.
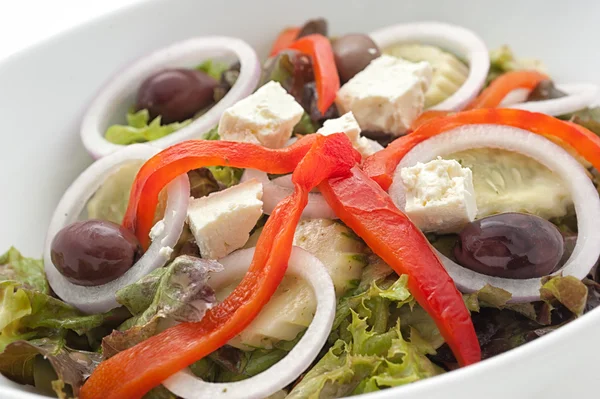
[225, 219, 367, 349]
[447, 148, 571, 219]
[86, 161, 144, 224]
[384, 43, 468, 108]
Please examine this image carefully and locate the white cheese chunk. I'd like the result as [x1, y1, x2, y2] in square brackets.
[218, 81, 304, 148]
[187, 179, 263, 259]
[335, 55, 433, 136]
[317, 112, 375, 157]
[400, 158, 477, 233]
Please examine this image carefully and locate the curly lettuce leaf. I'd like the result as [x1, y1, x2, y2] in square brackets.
[103, 256, 221, 357]
[0, 248, 48, 294]
[288, 311, 441, 398]
[203, 125, 220, 140]
[540, 275, 588, 316]
[0, 336, 101, 398]
[105, 109, 192, 145]
[196, 59, 229, 81]
[0, 281, 114, 353]
[207, 165, 243, 188]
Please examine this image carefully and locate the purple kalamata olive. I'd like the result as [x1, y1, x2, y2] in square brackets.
[454, 213, 564, 279]
[51, 220, 142, 286]
[136, 68, 218, 124]
[331, 34, 381, 83]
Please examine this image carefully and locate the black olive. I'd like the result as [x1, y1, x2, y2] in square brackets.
[331, 34, 381, 83]
[135, 68, 218, 124]
[526, 80, 567, 102]
[297, 18, 328, 38]
[454, 213, 564, 279]
[51, 220, 142, 286]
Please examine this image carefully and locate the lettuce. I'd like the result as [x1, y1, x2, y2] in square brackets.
[540, 275, 588, 316]
[196, 59, 229, 81]
[102, 256, 221, 358]
[487, 45, 547, 85]
[0, 248, 48, 294]
[288, 311, 442, 398]
[0, 337, 100, 398]
[105, 109, 192, 145]
[290, 272, 442, 398]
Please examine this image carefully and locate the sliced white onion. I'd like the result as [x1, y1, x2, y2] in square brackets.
[507, 83, 599, 116]
[241, 169, 337, 219]
[389, 125, 600, 302]
[81, 36, 261, 159]
[163, 246, 335, 399]
[43, 144, 190, 313]
[369, 22, 489, 111]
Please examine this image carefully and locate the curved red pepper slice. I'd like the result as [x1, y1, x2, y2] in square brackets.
[320, 166, 481, 367]
[81, 134, 359, 399]
[123, 135, 322, 248]
[269, 26, 301, 56]
[364, 108, 600, 191]
[411, 70, 549, 130]
[287, 34, 340, 115]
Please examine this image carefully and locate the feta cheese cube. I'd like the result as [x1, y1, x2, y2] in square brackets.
[187, 179, 263, 259]
[218, 81, 304, 148]
[336, 55, 433, 136]
[400, 158, 477, 233]
[317, 112, 375, 157]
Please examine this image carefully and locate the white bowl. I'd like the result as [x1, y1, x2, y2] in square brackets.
[1, 0, 600, 398]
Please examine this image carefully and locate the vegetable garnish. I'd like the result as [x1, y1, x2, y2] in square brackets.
[389, 124, 600, 301]
[269, 27, 301, 56]
[319, 166, 481, 367]
[411, 70, 548, 129]
[465, 70, 548, 109]
[287, 34, 340, 114]
[364, 108, 600, 191]
[81, 134, 360, 399]
[123, 135, 323, 249]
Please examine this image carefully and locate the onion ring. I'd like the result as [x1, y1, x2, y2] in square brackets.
[43, 144, 190, 313]
[81, 36, 261, 159]
[369, 21, 489, 111]
[163, 246, 335, 399]
[389, 124, 600, 302]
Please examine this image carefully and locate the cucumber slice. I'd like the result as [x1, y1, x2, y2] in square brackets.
[86, 161, 144, 224]
[447, 148, 571, 219]
[225, 219, 367, 349]
[384, 43, 468, 108]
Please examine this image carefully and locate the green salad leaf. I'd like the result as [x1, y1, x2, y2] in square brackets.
[105, 109, 192, 145]
[0, 248, 48, 294]
[487, 45, 547, 85]
[288, 311, 442, 398]
[565, 107, 600, 136]
[0, 337, 101, 398]
[196, 59, 229, 81]
[0, 280, 118, 353]
[102, 256, 221, 358]
[540, 275, 588, 316]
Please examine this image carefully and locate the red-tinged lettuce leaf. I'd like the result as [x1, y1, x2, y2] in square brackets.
[103, 256, 221, 358]
[0, 336, 101, 398]
[0, 248, 48, 294]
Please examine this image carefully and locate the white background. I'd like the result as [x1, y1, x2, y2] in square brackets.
[0, 0, 140, 60]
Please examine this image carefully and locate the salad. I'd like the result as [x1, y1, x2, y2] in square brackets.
[2, 17, 600, 399]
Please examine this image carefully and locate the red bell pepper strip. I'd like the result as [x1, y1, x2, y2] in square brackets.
[364, 108, 600, 191]
[81, 134, 359, 399]
[319, 166, 481, 366]
[269, 26, 301, 56]
[465, 70, 548, 110]
[410, 70, 549, 130]
[123, 135, 323, 249]
[287, 34, 340, 114]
